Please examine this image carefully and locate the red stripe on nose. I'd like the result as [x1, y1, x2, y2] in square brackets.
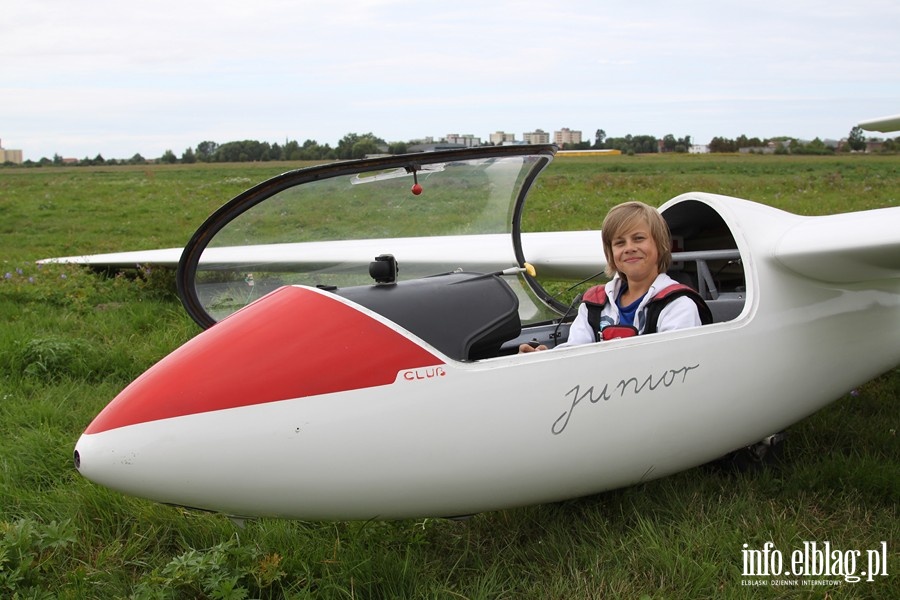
[85, 286, 443, 434]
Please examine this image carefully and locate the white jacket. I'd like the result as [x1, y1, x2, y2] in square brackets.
[559, 273, 703, 347]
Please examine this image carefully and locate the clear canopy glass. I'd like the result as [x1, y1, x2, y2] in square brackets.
[178, 146, 565, 328]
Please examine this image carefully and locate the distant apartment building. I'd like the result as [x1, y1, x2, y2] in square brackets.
[445, 133, 481, 147]
[523, 129, 550, 144]
[554, 128, 582, 146]
[489, 131, 517, 145]
[0, 139, 23, 164]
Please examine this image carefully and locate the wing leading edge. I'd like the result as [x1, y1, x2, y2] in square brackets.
[38, 232, 606, 280]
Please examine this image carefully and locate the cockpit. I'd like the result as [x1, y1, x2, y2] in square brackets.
[176, 146, 747, 360]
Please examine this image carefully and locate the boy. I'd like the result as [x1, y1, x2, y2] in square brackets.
[520, 201, 709, 352]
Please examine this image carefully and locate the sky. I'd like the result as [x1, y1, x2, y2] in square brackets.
[3, 0, 899, 161]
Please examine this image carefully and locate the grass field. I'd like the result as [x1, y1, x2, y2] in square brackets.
[1, 154, 898, 598]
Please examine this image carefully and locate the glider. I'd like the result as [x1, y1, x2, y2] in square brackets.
[64, 145, 900, 520]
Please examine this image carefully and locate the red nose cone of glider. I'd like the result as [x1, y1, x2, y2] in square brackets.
[83, 286, 442, 434]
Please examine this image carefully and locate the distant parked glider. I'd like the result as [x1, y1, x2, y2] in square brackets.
[858, 113, 900, 133]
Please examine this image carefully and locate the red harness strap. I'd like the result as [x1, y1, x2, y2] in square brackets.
[582, 283, 712, 340]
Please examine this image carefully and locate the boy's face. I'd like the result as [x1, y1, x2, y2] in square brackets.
[611, 219, 660, 282]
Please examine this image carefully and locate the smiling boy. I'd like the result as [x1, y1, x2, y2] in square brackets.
[520, 201, 709, 352]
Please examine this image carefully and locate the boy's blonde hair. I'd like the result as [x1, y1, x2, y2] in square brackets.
[601, 201, 672, 278]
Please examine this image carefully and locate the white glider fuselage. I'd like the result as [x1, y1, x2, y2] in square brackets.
[73, 193, 900, 520]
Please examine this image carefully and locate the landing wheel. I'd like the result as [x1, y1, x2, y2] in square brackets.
[708, 432, 786, 472]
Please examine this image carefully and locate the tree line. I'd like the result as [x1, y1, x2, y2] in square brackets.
[7, 127, 897, 167]
[174, 133, 409, 164]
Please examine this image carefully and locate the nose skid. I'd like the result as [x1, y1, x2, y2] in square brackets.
[82, 285, 442, 435]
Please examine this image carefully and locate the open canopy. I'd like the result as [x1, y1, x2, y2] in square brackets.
[177, 145, 575, 328]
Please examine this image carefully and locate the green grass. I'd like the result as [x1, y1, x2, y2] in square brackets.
[1, 154, 898, 598]
[524, 153, 899, 232]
